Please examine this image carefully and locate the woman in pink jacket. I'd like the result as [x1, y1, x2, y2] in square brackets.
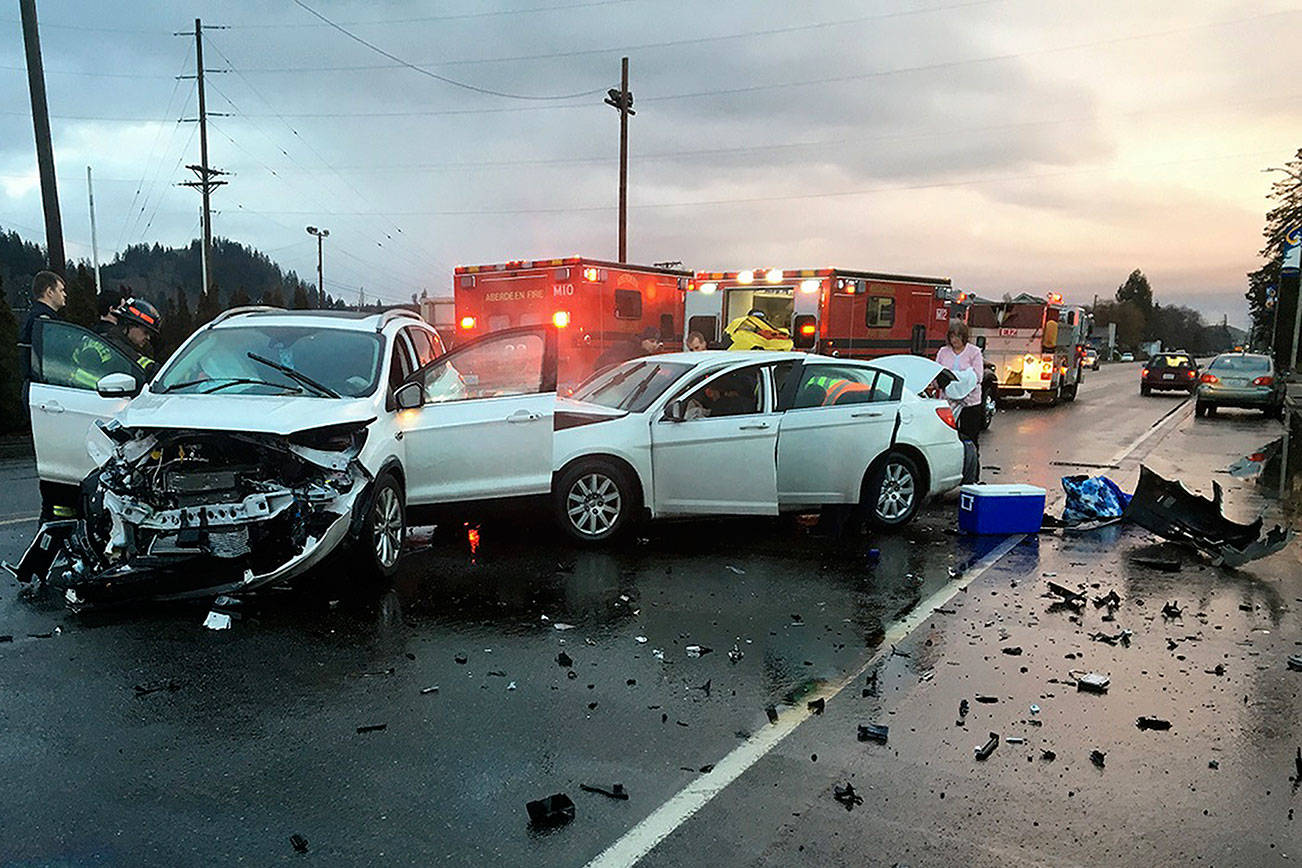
[935, 319, 984, 479]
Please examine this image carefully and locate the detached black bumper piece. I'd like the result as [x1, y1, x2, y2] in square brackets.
[1124, 465, 1291, 567]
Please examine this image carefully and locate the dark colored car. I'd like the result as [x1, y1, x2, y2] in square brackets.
[1140, 352, 1198, 396]
[1196, 352, 1285, 418]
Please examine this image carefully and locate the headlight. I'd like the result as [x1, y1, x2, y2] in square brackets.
[287, 421, 371, 452]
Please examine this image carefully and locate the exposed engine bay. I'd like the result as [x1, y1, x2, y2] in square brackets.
[9, 421, 371, 610]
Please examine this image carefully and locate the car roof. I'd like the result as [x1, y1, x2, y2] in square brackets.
[210, 308, 429, 332]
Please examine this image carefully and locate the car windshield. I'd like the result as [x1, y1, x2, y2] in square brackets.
[153, 324, 384, 397]
[570, 360, 692, 412]
[1157, 355, 1192, 367]
[1208, 355, 1269, 373]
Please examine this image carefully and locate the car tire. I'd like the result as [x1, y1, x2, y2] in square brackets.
[555, 460, 634, 544]
[1205, 403, 1218, 417]
[1194, 401, 1205, 418]
[354, 473, 405, 580]
[981, 392, 996, 431]
[1062, 383, 1078, 402]
[1140, 384, 1151, 396]
[866, 452, 922, 529]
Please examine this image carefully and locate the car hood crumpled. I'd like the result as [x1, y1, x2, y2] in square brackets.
[116, 391, 377, 436]
[866, 354, 951, 396]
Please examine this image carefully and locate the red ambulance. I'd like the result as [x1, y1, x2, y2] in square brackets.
[453, 257, 692, 391]
[685, 267, 957, 358]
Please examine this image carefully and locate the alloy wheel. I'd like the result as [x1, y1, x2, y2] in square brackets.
[372, 485, 403, 569]
[875, 461, 916, 521]
[566, 472, 622, 537]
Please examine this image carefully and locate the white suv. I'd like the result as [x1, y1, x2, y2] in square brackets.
[22, 308, 558, 608]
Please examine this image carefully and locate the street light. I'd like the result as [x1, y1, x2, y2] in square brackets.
[306, 225, 329, 307]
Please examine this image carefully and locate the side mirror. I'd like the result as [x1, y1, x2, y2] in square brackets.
[975, 335, 987, 350]
[662, 399, 686, 422]
[394, 381, 424, 410]
[96, 372, 140, 399]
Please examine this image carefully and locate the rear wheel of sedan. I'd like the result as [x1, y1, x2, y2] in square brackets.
[866, 452, 922, 529]
[555, 460, 633, 544]
[1140, 383, 1151, 396]
[355, 473, 404, 579]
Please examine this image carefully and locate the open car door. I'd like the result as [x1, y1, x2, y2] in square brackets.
[29, 319, 146, 485]
[398, 325, 557, 505]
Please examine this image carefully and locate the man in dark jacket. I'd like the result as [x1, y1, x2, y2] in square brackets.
[18, 270, 66, 408]
[93, 288, 123, 339]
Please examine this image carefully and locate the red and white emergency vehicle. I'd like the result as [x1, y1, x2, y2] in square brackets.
[685, 267, 957, 359]
[964, 292, 1090, 404]
[453, 257, 692, 390]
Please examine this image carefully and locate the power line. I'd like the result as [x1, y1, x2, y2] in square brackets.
[290, 0, 604, 101]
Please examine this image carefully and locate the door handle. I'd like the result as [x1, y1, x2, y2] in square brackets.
[851, 410, 885, 418]
[39, 400, 65, 414]
[507, 411, 542, 423]
[738, 422, 770, 430]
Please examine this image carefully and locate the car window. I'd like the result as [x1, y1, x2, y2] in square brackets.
[1157, 354, 1192, 367]
[35, 320, 141, 390]
[389, 336, 414, 392]
[570, 360, 692, 412]
[404, 326, 439, 368]
[793, 364, 896, 408]
[421, 330, 547, 404]
[1208, 355, 1270, 372]
[680, 366, 763, 419]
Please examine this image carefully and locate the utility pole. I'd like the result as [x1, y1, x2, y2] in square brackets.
[604, 57, 634, 263]
[87, 166, 102, 294]
[179, 18, 227, 298]
[19, 0, 65, 277]
[306, 226, 329, 305]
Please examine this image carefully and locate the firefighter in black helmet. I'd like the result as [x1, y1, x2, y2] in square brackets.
[114, 297, 162, 375]
[73, 296, 161, 382]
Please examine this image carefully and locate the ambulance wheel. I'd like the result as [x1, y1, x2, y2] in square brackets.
[1062, 383, 1078, 402]
[866, 452, 921, 529]
[555, 460, 634, 544]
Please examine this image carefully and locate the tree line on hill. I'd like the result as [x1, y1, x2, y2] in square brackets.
[1090, 269, 1241, 357]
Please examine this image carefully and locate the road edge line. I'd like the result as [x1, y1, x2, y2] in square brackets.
[583, 532, 1027, 868]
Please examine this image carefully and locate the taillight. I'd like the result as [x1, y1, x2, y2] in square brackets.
[1252, 376, 1274, 386]
[1141, 368, 1149, 377]
[936, 407, 957, 429]
[1200, 373, 1219, 384]
[792, 314, 816, 349]
[459, 316, 476, 330]
[552, 310, 571, 328]
[1185, 370, 1195, 378]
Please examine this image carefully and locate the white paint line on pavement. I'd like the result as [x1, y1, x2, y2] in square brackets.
[1107, 397, 1193, 467]
[0, 515, 38, 527]
[584, 532, 1027, 868]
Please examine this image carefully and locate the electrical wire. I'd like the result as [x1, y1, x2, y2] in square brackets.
[290, 0, 605, 101]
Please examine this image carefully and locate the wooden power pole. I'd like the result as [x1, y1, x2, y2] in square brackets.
[19, 0, 65, 277]
[180, 18, 227, 297]
[605, 57, 634, 263]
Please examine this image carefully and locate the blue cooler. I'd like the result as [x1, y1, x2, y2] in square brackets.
[958, 484, 1046, 534]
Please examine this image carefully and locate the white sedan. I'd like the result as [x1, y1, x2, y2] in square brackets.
[549, 349, 965, 542]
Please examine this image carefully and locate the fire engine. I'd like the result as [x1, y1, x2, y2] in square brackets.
[685, 267, 957, 358]
[965, 292, 1090, 405]
[453, 257, 692, 390]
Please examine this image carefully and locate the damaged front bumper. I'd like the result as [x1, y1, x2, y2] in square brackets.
[8, 424, 371, 610]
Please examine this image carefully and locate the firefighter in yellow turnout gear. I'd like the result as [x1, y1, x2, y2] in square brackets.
[72, 297, 161, 386]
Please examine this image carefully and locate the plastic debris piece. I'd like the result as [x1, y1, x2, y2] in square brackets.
[1208, 760, 1219, 770]
[580, 783, 628, 800]
[1162, 601, 1182, 618]
[807, 697, 825, 715]
[556, 651, 573, 668]
[725, 565, 745, 575]
[975, 695, 999, 704]
[1041, 750, 1056, 761]
[526, 793, 575, 827]
[699, 763, 715, 773]
[766, 704, 779, 725]
[553, 623, 576, 631]
[635, 636, 648, 644]
[959, 699, 970, 717]
[832, 782, 863, 810]
[1046, 581, 1087, 608]
[1075, 672, 1110, 693]
[290, 833, 309, 854]
[1030, 704, 1040, 715]
[1001, 646, 1023, 656]
[1136, 716, 1171, 730]
[1093, 590, 1122, 609]
[728, 644, 744, 664]
[454, 654, 468, 665]
[419, 686, 439, 695]
[1090, 749, 1106, 768]
[1006, 737, 1026, 744]
[356, 723, 387, 734]
[507, 681, 517, 691]
[858, 723, 889, 744]
[975, 732, 999, 760]
[202, 611, 231, 631]
[652, 649, 664, 661]
[685, 644, 712, 657]
[1287, 655, 1302, 672]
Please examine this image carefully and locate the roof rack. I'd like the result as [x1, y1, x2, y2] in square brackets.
[207, 305, 286, 327]
[376, 308, 422, 332]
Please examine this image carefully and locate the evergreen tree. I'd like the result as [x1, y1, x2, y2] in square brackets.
[1246, 147, 1302, 348]
[1115, 269, 1153, 312]
[174, 287, 194, 344]
[263, 287, 285, 308]
[195, 285, 223, 327]
[229, 287, 252, 308]
[291, 285, 310, 309]
[64, 263, 97, 328]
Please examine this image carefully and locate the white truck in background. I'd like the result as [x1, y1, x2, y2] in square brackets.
[966, 292, 1090, 406]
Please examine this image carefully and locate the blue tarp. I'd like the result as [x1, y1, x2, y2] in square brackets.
[1061, 475, 1131, 525]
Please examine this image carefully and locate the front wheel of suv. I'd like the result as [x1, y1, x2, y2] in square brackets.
[554, 460, 635, 544]
[354, 473, 405, 579]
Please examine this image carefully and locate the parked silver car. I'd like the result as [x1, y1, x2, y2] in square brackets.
[1195, 352, 1284, 418]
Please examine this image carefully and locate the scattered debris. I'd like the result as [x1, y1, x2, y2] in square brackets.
[634, 636, 648, 644]
[685, 644, 712, 658]
[807, 697, 825, 714]
[454, 654, 468, 665]
[1137, 716, 1172, 731]
[1030, 704, 1040, 715]
[579, 783, 628, 801]
[1125, 465, 1293, 566]
[652, 649, 665, 661]
[975, 695, 999, 704]
[1130, 555, 1180, 573]
[202, 611, 231, 631]
[728, 644, 744, 664]
[1041, 750, 1056, 761]
[1287, 655, 1302, 672]
[1089, 629, 1133, 647]
[355, 723, 387, 734]
[832, 782, 863, 810]
[289, 833, 309, 854]
[1093, 590, 1122, 609]
[975, 732, 999, 760]
[553, 623, 576, 632]
[1208, 760, 1219, 770]
[507, 681, 517, 691]
[526, 793, 576, 828]
[863, 670, 879, 697]
[1090, 749, 1106, 768]
[1227, 440, 1280, 479]
[556, 651, 573, 668]
[1075, 672, 1110, 693]
[419, 685, 439, 695]
[699, 763, 715, 773]
[133, 679, 182, 697]
[1001, 646, 1023, 656]
[766, 704, 779, 725]
[858, 723, 889, 744]
[1046, 582, 1087, 609]
[1006, 737, 1026, 745]
[1162, 601, 1183, 619]
[487, 670, 507, 678]
[351, 667, 395, 678]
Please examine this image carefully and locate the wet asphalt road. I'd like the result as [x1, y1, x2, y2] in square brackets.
[0, 361, 1296, 866]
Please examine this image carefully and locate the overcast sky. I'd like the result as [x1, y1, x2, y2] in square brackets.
[2, 0, 1298, 322]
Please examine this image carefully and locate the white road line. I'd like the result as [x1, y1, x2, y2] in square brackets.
[0, 515, 38, 527]
[1106, 397, 1193, 466]
[584, 533, 1027, 868]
